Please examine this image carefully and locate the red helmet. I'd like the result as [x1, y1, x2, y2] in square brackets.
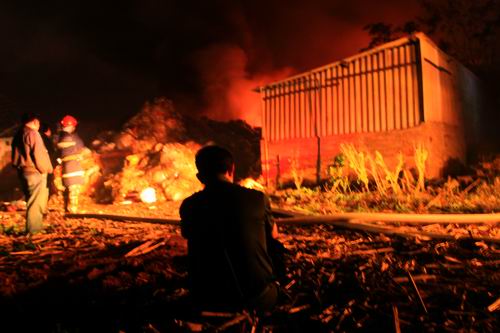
[60, 115, 78, 127]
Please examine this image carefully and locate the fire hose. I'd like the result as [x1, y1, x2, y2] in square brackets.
[65, 210, 500, 244]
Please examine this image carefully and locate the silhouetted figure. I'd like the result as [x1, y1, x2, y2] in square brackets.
[11, 113, 53, 234]
[180, 145, 279, 313]
[57, 115, 85, 213]
[40, 122, 58, 198]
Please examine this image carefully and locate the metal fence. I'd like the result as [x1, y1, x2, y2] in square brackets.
[259, 38, 424, 141]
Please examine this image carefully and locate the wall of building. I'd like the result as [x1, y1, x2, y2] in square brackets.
[418, 34, 481, 150]
[260, 36, 423, 142]
[262, 121, 465, 186]
[259, 33, 483, 185]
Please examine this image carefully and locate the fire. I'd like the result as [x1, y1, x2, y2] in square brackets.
[195, 45, 293, 126]
[240, 178, 266, 191]
[101, 142, 202, 203]
[140, 187, 157, 204]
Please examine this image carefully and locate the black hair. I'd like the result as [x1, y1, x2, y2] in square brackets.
[21, 113, 40, 125]
[195, 145, 234, 178]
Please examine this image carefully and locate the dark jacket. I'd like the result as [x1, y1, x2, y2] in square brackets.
[180, 180, 276, 310]
[41, 133, 57, 169]
[11, 126, 53, 175]
[57, 131, 85, 187]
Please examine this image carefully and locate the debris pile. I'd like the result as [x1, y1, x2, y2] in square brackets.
[87, 97, 260, 204]
[273, 224, 500, 332]
[101, 142, 201, 203]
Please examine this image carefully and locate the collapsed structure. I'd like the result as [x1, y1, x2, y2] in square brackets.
[256, 33, 483, 185]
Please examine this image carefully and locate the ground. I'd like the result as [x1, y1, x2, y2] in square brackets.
[0, 202, 499, 332]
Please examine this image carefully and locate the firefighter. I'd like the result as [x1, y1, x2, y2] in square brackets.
[57, 115, 85, 213]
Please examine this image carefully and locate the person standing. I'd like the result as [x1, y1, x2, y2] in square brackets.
[57, 115, 85, 213]
[39, 123, 58, 198]
[180, 145, 280, 312]
[11, 113, 53, 234]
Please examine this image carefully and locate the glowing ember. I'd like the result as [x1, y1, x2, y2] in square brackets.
[240, 178, 266, 191]
[140, 187, 157, 204]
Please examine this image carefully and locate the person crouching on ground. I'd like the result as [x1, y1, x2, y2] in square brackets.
[11, 113, 53, 234]
[180, 145, 280, 313]
[57, 115, 85, 213]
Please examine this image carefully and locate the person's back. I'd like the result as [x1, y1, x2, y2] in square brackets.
[180, 146, 278, 312]
[57, 115, 85, 213]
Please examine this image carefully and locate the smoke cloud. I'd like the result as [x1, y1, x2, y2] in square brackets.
[194, 44, 292, 126]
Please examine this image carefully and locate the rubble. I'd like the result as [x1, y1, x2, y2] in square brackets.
[84, 98, 260, 204]
[0, 211, 498, 332]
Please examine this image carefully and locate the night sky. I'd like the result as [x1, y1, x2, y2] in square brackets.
[0, 0, 419, 134]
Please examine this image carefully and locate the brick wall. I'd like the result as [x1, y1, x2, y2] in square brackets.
[261, 121, 465, 186]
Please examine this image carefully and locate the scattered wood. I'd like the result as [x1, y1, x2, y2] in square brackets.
[288, 304, 311, 314]
[393, 274, 437, 284]
[9, 251, 35, 255]
[1, 209, 499, 331]
[215, 313, 251, 332]
[392, 305, 401, 333]
[124, 238, 169, 257]
[277, 218, 500, 244]
[407, 270, 428, 314]
[201, 312, 236, 318]
[487, 297, 500, 312]
[350, 247, 394, 256]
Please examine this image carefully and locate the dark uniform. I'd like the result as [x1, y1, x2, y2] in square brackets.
[57, 130, 85, 212]
[40, 131, 58, 197]
[180, 180, 279, 312]
[12, 126, 53, 233]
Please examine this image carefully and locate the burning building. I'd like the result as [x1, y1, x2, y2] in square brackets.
[257, 33, 483, 185]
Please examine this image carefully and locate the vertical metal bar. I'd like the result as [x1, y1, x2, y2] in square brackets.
[334, 66, 338, 135]
[349, 61, 355, 133]
[381, 49, 388, 131]
[295, 80, 299, 138]
[273, 86, 278, 141]
[280, 84, 286, 139]
[281, 84, 286, 139]
[406, 45, 414, 127]
[325, 67, 333, 135]
[411, 43, 419, 125]
[369, 54, 375, 132]
[406, 45, 411, 127]
[260, 87, 270, 186]
[342, 66, 347, 133]
[393, 47, 398, 130]
[377, 51, 383, 132]
[354, 59, 361, 132]
[361, 56, 367, 132]
[374, 52, 381, 132]
[414, 38, 425, 123]
[337, 66, 343, 134]
[365, 54, 371, 132]
[396, 46, 403, 129]
[299, 79, 307, 138]
[400, 46, 408, 129]
[322, 70, 327, 136]
[274, 86, 278, 140]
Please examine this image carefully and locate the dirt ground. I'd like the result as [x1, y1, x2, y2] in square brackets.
[1, 205, 499, 332]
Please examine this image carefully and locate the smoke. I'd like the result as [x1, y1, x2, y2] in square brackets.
[194, 44, 292, 127]
[191, 0, 419, 126]
[0, 0, 421, 130]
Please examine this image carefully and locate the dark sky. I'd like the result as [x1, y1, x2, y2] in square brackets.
[0, 0, 419, 133]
